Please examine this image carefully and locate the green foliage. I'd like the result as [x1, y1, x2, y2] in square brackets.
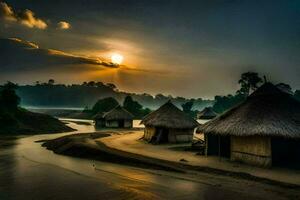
[0, 82, 20, 111]
[92, 97, 119, 114]
[213, 72, 262, 113]
[212, 94, 246, 113]
[0, 82, 72, 134]
[237, 72, 263, 96]
[181, 100, 197, 118]
[123, 96, 151, 118]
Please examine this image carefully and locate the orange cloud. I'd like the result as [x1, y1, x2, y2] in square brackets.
[57, 21, 71, 30]
[0, 2, 47, 29]
[0, 2, 16, 21]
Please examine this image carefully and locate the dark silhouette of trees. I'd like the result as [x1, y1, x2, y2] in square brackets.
[92, 97, 119, 114]
[123, 96, 151, 118]
[0, 82, 20, 111]
[48, 79, 55, 85]
[237, 72, 263, 96]
[181, 100, 197, 118]
[106, 83, 117, 90]
[212, 94, 245, 114]
[213, 72, 262, 113]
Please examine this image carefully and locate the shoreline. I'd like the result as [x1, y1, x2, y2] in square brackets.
[41, 131, 300, 189]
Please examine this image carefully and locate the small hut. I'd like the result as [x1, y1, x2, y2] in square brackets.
[197, 107, 217, 120]
[197, 83, 300, 167]
[141, 101, 199, 144]
[94, 105, 134, 128]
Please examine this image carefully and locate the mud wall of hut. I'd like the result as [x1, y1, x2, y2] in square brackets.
[230, 136, 272, 167]
[105, 120, 119, 128]
[144, 127, 194, 143]
[124, 120, 133, 128]
[168, 129, 194, 143]
[105, 120, 132, 128]
[144, 126, 155, 141]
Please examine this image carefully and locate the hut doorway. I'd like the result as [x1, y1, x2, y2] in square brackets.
[219, 136, 231, 158]
[272, 138, 300, 168]
[151, 128, 169, 144]
[118, 120, 125, 128]
[206, 135, 230, 158]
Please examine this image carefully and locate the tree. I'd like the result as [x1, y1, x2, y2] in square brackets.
[106, 83, 117, 90]
[0, 82, 20, 111]
[123, 96, 151, 118]
[181, 100, 197, 118]
[181, 100, 194, 113]
[237, 72, 263, 96]
[48, 79, 55, 85]
[91, 97, 119, 114]
[87, 81, 96, 87]
[123, 96, 142, 115]
[212, 94, 245, 113]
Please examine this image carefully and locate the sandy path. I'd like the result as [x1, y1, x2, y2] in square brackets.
[99, 131, 300, 186]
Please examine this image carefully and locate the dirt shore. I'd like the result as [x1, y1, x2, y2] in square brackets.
[42, 130, 300, 192]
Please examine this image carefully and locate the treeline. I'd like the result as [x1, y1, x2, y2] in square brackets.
[0, 82, 72, 134]
[89, 96, 151, 119]
[212, 72, 300, 114]
[16, 80, 213, 111]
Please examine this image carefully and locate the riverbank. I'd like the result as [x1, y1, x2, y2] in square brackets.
[42, 130, 300, 190]
[42, 131, 183, 172]
[0, 109, 74, 135]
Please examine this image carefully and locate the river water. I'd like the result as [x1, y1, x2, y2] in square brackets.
[0, 119, 264, 200]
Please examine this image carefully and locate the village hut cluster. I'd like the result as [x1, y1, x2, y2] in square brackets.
[141, 101, 199, 144]
[197, 83, 300, 167]
[94, 105, 134, 128]
[93, 82, 300, 169]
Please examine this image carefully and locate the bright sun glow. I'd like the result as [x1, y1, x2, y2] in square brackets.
[111, 53, 124, 65]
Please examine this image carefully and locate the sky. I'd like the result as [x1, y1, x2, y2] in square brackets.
[0, 0, 299, 98]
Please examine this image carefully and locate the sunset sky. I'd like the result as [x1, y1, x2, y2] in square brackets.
[0, 0, 299, 98]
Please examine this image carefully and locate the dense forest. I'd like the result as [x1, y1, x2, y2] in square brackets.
[15, 79, 213, 111]
[2, 72, 300, 119]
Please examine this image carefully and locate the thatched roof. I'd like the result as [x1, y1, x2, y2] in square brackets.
[197, 83, 300, 138]
[141, 101, 199, 129]
[96, 105, 134, 120]
[197, 107, 217, 119]
[93, 112, 105, 120]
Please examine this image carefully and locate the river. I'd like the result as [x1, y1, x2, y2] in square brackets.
[0, 119, 276, 200]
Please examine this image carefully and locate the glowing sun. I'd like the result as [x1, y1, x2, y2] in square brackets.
[111, 53, 124, 65]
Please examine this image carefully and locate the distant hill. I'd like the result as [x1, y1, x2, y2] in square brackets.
[16, 82, 214, 111]
[0, 108, 74, 135]
[0, 82, 74, 135]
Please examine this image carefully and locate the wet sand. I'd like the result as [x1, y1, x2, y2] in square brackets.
[0, 120, 299, 200]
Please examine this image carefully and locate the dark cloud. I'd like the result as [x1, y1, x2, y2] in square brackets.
[0, 37, 118, 72]
[0, 2, 47, 29]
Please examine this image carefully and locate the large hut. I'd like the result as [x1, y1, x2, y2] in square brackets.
[197, 83, 300, 168]
[94, 105, 134, 128]
[197, 107, 217, 120]
[141, 101, 199, 144]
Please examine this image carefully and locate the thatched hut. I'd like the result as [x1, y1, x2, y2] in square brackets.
[198, 83, 300, 167]
[94, 105, 134, 128]
[141, 101, 199, 144]
[197, 107, 217, 120]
